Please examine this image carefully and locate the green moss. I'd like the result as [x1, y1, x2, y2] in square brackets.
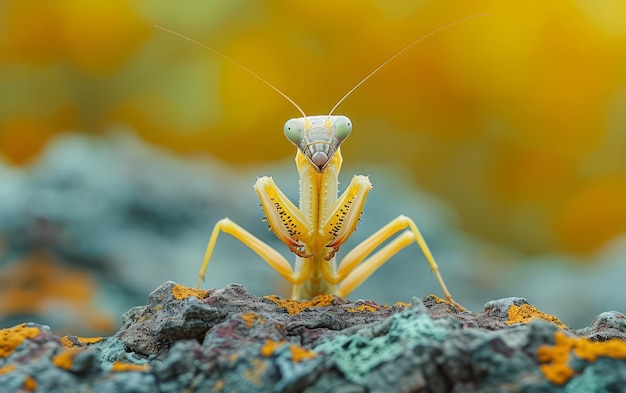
[565, 365, 607, 393]
[314, 310, 447, 384]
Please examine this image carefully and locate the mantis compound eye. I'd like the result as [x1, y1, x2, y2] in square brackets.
[333, 116, 352, 144]
[284, 118, 305, 145]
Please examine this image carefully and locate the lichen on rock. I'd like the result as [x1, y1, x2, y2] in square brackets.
[0, 281, 625, 392]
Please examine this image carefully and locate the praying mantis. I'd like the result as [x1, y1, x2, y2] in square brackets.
[157, 15, 485, 312]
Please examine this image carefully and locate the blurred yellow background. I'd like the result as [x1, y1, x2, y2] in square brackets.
[2, 1, 626, 258]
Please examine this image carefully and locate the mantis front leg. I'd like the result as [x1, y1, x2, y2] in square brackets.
[316, 174, 463, 310]
[318, 177, 464, 311]
[197, 176, 313, 289]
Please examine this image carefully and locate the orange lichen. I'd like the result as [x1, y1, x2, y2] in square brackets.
[171, 284, 211, 300]
[241, 312, 265, 328]
[0, 253, 116, 335]
[429, 295, 448, 304]
[260, 339, 316, 362]
[0, 323, 40, 358]
[0, 364, 16, 375]
[23, 376, 37, 391]
[347, 304, 377, 313]
[394, 301, 412, 308]
[261, 339, 286, 357]
[264, 294, 335, 316]
[243, 358, 266, 386]
[52, 348, 83, 370]
[537, 331, 626, 385]
[59, 337, 73, 347]
[59, 337, 75, 347]
[59, 335, 104, 348]
[289, 345, 317, 362]
[212, 379, 225, 391]
[111, 362, 150, 372]
[507, 304, 568, 329]
[573, 337, 626, 362]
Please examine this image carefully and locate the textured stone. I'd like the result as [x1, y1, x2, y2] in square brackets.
[1, 281, 625, 392]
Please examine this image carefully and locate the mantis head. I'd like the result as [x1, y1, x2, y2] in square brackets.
[155, 14, 485, 174]
[284, 115, 352, 173]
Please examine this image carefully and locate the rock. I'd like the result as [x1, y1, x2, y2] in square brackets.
[576, 311, 626, 341]
[1, 281, 625, 392]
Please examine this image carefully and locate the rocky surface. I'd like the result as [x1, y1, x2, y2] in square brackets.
[1, 281, 625, 392]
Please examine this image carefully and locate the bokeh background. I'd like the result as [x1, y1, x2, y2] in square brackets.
[1, 0, 626, 335]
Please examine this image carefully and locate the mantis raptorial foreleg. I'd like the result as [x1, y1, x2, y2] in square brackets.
[197, 174, 317, 288]
[197, 217, 311, 288]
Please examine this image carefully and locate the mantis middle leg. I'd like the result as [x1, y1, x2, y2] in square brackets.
[325, 214, 465, 311]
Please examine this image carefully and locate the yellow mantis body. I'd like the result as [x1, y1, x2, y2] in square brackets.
[202, 117, 461, 309]
[157, 16, 486, 311]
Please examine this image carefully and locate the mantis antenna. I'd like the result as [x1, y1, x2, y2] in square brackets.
[155, 13, 488, 118]
[154, 25, 307, 118]
[327, 13, 489, 116]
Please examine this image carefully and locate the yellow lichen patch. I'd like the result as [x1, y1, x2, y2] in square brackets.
[59, 335, 104, 348]
[0, 323, 40, 358]
[394, 301, 412, 308]
[212, 379, 225, 391]
[241, 312, 265, 328]
[79, 336, 104, 344]
[264, 294, 335, 316]
[59, 336, 73, 347]
[260, 339, 316, 362]
[243, 358, 266, 386]
[430, 295, 448, 304]
[261, 339, 286, 357]
[111, 361, 150, 372]
[507, 304, 568, 329]
[0, 364, 16, 375]
[52, 348, 83, 370]
[537, 332, 626, 385]
[347, 304, 377, 313]
[290, 345, 317, 362]
[0, 253, 116, 335]
[23, 376, 37, 391]
[537, 333, 575, 385]
[171, 284, 211, 300]
[573, 336, 626, 361]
